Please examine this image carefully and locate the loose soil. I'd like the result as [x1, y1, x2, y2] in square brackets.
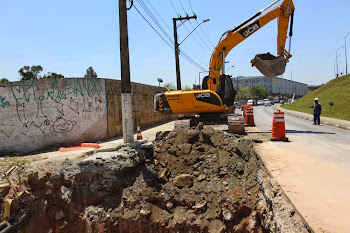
[0, 126, 312, 232]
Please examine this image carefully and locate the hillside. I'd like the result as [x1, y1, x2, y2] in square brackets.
[282, 74, 350, 121]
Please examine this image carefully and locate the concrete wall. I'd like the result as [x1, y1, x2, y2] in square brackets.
[0, 78, 175, 155]
[106, 80, 175, 138]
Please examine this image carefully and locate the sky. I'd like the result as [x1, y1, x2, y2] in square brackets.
[1, 0, 350, 87]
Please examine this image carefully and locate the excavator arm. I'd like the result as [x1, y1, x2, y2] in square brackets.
[207, 0, 295, 92]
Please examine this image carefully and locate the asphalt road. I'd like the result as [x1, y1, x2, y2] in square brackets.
[253, 105, 350, 233]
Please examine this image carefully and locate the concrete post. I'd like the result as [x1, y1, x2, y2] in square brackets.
[119, 0, 134, 143]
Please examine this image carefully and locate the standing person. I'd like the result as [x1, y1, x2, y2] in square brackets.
[310, 98, 322, 125]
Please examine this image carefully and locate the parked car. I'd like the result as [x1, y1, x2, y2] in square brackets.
[264, 99, 271, 106]
[257, 100, 264, 105]
[234, 102, 242, 108]
[247, 99, 253, 106]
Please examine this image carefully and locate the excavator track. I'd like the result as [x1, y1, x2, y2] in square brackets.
[174, 114, 246, 135]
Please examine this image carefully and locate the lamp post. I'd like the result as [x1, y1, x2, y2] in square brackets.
[334, 55, 340, 78]
[337, 61, 343, 77]
[198, 71, 209, 88]
[178, 19, 210, 45]
[336, 46, 344, 77]
[345, 32, 350, 75]
[173, 17, 210, 90]
[157, 78, 163, 87]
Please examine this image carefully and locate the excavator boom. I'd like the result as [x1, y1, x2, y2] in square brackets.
[207, 0, 295, 91]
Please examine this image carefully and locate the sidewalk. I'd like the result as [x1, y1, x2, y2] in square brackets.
[278, 105, 350, 131]
[10, 121, 175, 164]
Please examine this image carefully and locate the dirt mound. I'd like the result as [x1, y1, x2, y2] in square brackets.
[0, 127, 312, 232]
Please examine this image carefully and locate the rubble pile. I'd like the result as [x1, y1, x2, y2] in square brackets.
[0, 127, 312, 233]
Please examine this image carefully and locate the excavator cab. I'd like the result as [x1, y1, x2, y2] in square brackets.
[201, 75, 236, 107]
[215, 75, 236, 107]
[251, 53, 286, 78]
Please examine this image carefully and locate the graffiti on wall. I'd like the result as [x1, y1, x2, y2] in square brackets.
[0, 78, 106, 154]
[0, 96, 10, 108]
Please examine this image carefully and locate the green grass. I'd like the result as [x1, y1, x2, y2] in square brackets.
[282, 74, 350, 121]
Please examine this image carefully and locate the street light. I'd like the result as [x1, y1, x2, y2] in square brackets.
[198, 71, 209, 88]
[334, 55, 340, 78]
[157, 78, 163, 87]
[336, 46, 344, 77]
[179, 19, 210, 45]
[345, 32, 350, 75]
[337, 61, 343, 77]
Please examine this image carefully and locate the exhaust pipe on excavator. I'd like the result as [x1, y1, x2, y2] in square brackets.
[251, 53, 286, 78]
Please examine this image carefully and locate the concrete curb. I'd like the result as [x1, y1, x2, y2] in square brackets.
[277, 106, 350, 132]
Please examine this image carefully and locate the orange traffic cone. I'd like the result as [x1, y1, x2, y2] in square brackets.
[245, 105, 255, 126]
[271, 109, 288, 141]
[136, 126, 143, 140]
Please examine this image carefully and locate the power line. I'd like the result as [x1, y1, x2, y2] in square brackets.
[196, 20, 216, 48]
[176, 0, 212, 55]
[136, 0, 173, 43]
[187, 0, 195, 13]
[187, 0, 215, 48]
[180, 51, 206, 71]
[133, 4, 174, 50]
[179, 0, 187, 15]
[146, 0, 173, 34]
[169, 0, 180, 16]
[181, 44, 208, 67]
[133, 0, 208, 72]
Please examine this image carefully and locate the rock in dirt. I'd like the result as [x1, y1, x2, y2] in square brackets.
[197, 174, 206, 182]
[174, 174, 193, 188]
[177, 143, 192, 154]
[140, 208, 151, 217]
[55, 209, 65, 221]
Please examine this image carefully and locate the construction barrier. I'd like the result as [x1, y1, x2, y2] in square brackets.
[271, 109, 288, 141]
[136, 126, 143, 140]
[244, 105, 255, 126]
[58, 143, 100, 152]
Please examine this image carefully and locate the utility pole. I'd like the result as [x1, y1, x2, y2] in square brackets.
[173, 15, 197, 90]
[236, 76, 239, 101]
[119, 0, 134, 143]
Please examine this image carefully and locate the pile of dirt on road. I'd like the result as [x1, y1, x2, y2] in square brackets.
[0, 126, 312, 233]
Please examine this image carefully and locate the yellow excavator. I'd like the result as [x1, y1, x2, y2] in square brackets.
[154, 0, 295, 130]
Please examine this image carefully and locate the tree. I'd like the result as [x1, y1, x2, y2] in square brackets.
[84, 66, 97, 78]
[18, 65, 43, 80]
[182, 85, 192, 91]
[163, 83, 176, 90]
[239, 87, 250, 99]
[251, 85, 268, 99]
[0, 78, 9, 82]
[41, 72, 65, 79]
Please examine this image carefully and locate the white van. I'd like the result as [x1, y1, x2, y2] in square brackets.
[247, 99, 253, 106]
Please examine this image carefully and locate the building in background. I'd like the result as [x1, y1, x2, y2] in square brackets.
[232, 76, 307, 97]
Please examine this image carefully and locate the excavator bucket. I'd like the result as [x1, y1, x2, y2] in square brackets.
[251, 53, 286, 78]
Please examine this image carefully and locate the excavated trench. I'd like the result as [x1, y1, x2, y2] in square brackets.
[0, 126, 312, 233]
